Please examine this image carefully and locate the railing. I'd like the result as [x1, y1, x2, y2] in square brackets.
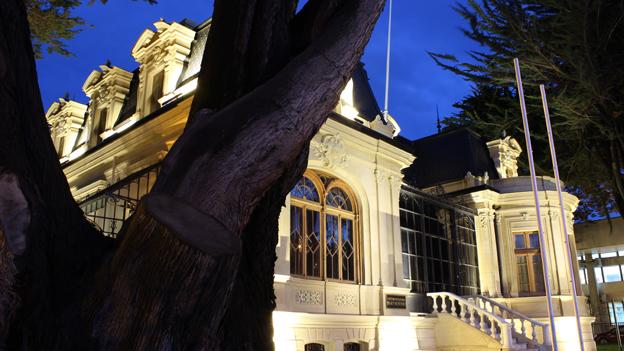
[467, 295, 551, 349]
[427, 292, 514, 349]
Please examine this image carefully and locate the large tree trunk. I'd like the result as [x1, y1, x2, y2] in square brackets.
[0, 0, 114, 349]
[1, 0, 385, 349]
[189, 2, 363, 349]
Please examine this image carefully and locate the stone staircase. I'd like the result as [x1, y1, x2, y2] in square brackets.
[428, 292, 551, 351]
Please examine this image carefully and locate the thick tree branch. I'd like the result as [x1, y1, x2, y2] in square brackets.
[86, 1, 384, 350]
[0, 0, 114, 348]
[188, 0, 296, 119]
[156, 0, 385, 234]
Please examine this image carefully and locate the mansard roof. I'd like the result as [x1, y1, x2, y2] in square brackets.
[351, 62, 382, 123]
[53, 17, 398, 164]
[115, 18, 380, 126]
[403, 127, 499, 189]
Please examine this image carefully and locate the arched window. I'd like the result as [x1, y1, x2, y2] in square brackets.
[290, 171, 359, 282]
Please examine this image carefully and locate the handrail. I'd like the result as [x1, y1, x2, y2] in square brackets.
[427, 292, 514, 349]
[467, 295, 551, 348]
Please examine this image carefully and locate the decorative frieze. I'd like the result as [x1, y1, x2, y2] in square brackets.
[334, 293, 357, 307]
[295, 290, 322, 305]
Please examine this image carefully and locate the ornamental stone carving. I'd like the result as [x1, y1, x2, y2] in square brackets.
[486, 136, 522, 178]
[311, 133, 348, 169]
[477, 209, 495, 231]
[374, 168, 387, 184]
[389, 174, 403, 192]
[295, 290, 322, 305]
[335, 293, 357, 307]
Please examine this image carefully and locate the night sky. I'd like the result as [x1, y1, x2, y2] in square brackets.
[35, 0, 479, 140]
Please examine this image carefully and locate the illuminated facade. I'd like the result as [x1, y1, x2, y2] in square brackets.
[47, 18, 596, 351]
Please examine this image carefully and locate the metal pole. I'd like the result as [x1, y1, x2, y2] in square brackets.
[382, 0, 393, 121]
[540, 84, 585, 351]
[513, 58, 558, 351]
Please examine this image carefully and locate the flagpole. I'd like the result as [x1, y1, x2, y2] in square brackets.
[513, 58, 558, 351]
[540, 84, 585, 351]
[382, 0, 392, 121]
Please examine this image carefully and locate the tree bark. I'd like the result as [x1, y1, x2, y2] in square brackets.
[1, 0, 385, 349]
[189, 1, 367, 348]
[82, 0, 384, 350]
[0, 0, 114, 349]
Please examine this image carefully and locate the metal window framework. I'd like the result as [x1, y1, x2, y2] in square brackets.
[399, 186, 480, 295]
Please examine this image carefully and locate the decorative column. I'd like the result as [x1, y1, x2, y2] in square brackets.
[389, 174, 406, 288]
[475, 208, 502, 297]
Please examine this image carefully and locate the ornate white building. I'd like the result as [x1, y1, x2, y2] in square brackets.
[47, 18, 596, 351]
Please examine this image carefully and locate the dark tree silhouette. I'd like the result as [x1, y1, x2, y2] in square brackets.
[0, 0, 385, 350]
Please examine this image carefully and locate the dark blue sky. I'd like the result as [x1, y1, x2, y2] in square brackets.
[35, 0, 479, 140]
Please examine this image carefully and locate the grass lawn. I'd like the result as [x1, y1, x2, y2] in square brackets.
[598, 344, 624, 351]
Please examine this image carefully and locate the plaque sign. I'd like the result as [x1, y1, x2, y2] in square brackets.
[385, 294, 406, 309]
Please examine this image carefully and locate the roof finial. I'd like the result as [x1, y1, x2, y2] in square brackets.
[436, 104, 441, 133]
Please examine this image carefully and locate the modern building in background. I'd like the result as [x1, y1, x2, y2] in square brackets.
[575, 217, 624, 335]
[46, 18, 596, 351]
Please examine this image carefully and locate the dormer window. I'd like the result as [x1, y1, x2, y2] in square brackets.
[148, 70, 165, 115]
[57, 136, 65, 157]
[131, 20, 195, 117]
[45, 98, 87, 159]
[82, 64, 133, 147]
[96, 108, 108, 143]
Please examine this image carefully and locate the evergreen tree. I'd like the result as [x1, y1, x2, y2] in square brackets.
[24, 0, 155, 58]
[431, 0, 624, 219]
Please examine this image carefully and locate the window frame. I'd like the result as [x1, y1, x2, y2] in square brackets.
[289, 171, 360, 283]
[514, 231, 545, 295]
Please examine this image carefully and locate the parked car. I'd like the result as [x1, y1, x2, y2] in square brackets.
[595, 326, 624, 344]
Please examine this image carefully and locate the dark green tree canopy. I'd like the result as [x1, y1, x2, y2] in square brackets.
[431, 0, 624, 220]
[25, 0, 155, 58]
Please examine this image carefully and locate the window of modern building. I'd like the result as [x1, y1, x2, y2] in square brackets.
[290, 171, 358, 282]
[579, 268, 587, 285]
[399, 187, 479, 295]
[602, 252, 618, 258]
[344, 342, 361, 351]
[305, 343, 325, 351]
[594, 267, 604, 284]
[603, 265, 623, 283]
[514, 231, 545, 294]
[609, 301, 624, 324]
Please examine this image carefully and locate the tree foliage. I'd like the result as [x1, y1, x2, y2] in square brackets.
[431, 0, 624, 220]
[25, 0, 84, 58]
[25, 0, 155, 58]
